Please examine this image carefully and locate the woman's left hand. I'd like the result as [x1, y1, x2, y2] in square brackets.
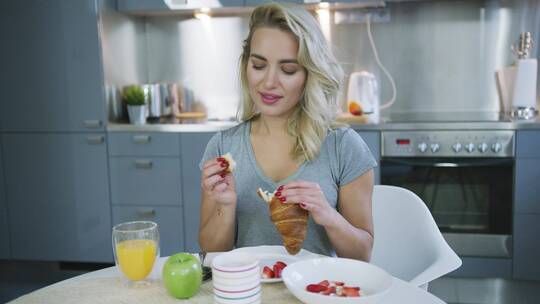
[278, 180, 339, 227]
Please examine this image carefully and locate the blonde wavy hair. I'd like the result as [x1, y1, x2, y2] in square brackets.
[238, 2, 344, 162]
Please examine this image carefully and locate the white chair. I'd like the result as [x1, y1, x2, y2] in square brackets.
[370, 185, 462, 290]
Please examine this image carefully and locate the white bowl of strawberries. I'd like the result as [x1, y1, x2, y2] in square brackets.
[282, 257, 393, 304]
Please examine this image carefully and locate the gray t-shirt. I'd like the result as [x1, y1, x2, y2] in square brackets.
[199, 120, 377, 256]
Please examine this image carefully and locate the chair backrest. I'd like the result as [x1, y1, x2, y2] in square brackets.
[370, 185, 462, 288]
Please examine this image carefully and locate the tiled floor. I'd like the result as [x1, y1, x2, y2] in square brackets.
[2, 260, 540, 304]
[429, 277, 540, 304]
[0, 260, 112, 303]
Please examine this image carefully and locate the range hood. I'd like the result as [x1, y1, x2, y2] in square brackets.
[116, 0, 390, 14]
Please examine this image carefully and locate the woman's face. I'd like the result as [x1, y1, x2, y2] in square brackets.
[246, 27, 307, 118]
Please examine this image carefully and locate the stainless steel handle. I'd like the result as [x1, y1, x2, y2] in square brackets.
[86, 135, 104, 145]
[383, 158, 514, 168]
[84, 120, 102, 129]
[134, 160, 153, 169]
[132, 135, 151, 144]
[136, 208, 156, 217]
[433, 162, 458, 168]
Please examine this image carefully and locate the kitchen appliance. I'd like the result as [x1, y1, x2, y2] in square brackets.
[496, 32, 538, 119]
[347, 71, 380, 123]
[346, 14, 398, 123]
[143, 83, 162, 119]
[107, 84, 127, 122]
[380, 128, 515, 258]
[158, 83, 179, 117]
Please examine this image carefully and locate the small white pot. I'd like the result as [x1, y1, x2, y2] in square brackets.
[127, 105, 147, 125]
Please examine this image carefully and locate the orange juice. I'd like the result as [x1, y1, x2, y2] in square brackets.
[116, 239, 157, 281]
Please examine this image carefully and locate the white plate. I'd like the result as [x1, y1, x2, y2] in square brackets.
[282, 257, 393, 304]
[231, 246, 321, 283]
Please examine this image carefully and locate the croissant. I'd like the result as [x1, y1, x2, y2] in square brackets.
[257, 188, 308, 255]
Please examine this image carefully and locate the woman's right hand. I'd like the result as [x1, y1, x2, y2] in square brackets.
[201, 157, 237, 205]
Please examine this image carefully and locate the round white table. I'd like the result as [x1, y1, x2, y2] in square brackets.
[8, 254, 446, 304]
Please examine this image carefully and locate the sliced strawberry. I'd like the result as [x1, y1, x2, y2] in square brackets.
[273, 264, 283, 278]
[318, 280, 330, 287]
[262, 266, 274, 279]
[320, 286, 336, 295]
[342, 286, 360, 297]
[274, 261, 287, 269]
[331, 281, 345, 286]
[306, 284, 327, 293]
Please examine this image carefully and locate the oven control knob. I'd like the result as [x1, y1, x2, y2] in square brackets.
[418, 142, 428, 153]
[478, 143, 489, 153]
[452, 143, 462, 153]
[492, 142, 502, 153]
[465, 143, 475, 153]
[430, 143, 440, 153]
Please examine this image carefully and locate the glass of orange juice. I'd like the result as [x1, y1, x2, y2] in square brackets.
[112, 221, 159, 286]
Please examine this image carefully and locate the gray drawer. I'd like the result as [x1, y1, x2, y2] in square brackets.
[110, 157, 181, 206]
[516, 130, 540, 158]
[112, 206, 184, 256]
[108, 132, 180, 156]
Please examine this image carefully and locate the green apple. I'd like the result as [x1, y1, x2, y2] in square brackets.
[162, 253, 202, 299]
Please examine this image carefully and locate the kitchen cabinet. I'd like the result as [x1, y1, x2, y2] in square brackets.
[117, 0, 243, 12]
[513, 130, 540, 280]
[0, 140, 10, 259]
[515, 130, 540, 159]
[109, 157, 182, 206]
[3, 133, 111, 262]
[245, 0, 303, 5]
[0, 0, 106, 132]
[108, 132, 185, 253]
[112, 206, 184, 256]
[515, 158, 540, 214]
[180, 132, 216, 253]
[108, 133, 180, 157]
[356, 131, 381, 184]
[244, 0, 380, 5]
[513, 214, 540, 280]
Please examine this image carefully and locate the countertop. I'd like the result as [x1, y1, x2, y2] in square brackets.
[107, 115, 540, 133]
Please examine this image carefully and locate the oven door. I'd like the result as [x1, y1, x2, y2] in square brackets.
[380, 157, 514, 258]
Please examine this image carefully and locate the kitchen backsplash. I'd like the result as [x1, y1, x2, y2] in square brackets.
[99, 0, 540, 120]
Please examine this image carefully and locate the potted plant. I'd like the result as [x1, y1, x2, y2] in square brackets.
[123, 85, 147, 125]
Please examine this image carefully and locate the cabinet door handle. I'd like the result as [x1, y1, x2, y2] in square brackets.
[134, 160, 153, 169]
[86, 135, 104, 144]
[84, 120, 102, 129]
[136, 208, 156, 217]
[132, 135, 151, 144]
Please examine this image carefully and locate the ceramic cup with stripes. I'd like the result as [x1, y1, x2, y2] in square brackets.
[212, 252, 261, 304]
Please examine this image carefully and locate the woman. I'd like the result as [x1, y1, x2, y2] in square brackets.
[198, 3, 376, 261]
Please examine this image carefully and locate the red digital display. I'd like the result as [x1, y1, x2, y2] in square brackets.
[396, 139, 411, 145]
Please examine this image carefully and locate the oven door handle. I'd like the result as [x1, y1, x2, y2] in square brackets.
[382, 158, 514, 168]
